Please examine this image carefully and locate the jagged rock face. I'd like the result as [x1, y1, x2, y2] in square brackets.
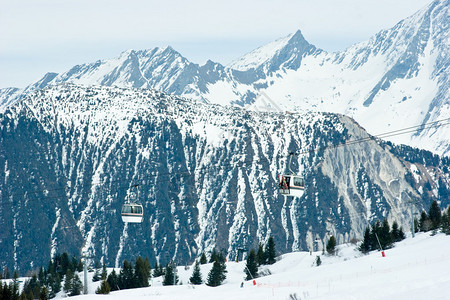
[2, 84, 447, 273]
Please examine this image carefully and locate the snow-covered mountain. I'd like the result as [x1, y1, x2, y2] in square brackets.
[208, 0, 449, 155]
[1, 84, 448, 273]
[0, 46, 225, 109]
[1, 0, 448, 156]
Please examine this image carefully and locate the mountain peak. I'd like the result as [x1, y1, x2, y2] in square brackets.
[289, 29, 305, 41]
[227, 29, 318, 72]
[227, 32, 295, 71]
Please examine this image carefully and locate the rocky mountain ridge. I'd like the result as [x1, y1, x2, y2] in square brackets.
[1, 84, 448, 273]
[1, 0, 448, 156]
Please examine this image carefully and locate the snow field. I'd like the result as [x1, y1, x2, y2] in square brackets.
[58, 232, 450, 299]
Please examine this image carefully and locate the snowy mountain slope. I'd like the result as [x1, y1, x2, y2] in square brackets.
[1, 84, 448, 274]
[209, 0, 449, 155]
[227, 30, 320, 73]
[50, 46, 231, 102]
[0, 0, 448, 155]
[227, 33, 295, 71]
[0, 87, 21, 112]
[38, 232, 450, 300]
[0, 46, 226, 109]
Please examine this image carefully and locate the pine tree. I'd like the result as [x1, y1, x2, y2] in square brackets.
[380, 219, 393, 249]
[216, 252, 226, 264]
[152, 261, 160, 277]
[1, 282, 9, 300]
[429, 200, 442, 230]
[135, 256, 150, 288]
[46, 271, 60, 298]
[265, 237, 276, 265]
[10, 281, 18, 300]
[96, 262, 111, 295]
[162, 263, 178, 286]
[206, 260, 227, 287]
[95, 279, 111, 294]
[152, 261, 164, 277]
[45, 275, 54, 298]
[70, 255, 79, 273]
[399, 226, 406, 240]
[38, 267, 45, 284]
[419, 211, 432, 232]
[414, 217, 419, 233]
[106, 269, 119, 291]
[60, 253, 70, 277]
[359, 226, 371, 253]
[441, 207, 450, 235]
[244, 249, 258, 280]
[326, 236, 337, 255]
[69, 273, 83, 296]
[12, 270, 19, 300]
[256, 243, 266, 266]
[158, 264, 164, 277]
[2, 281, 13, 300]
[209, 249, 218, 263]
[39, 285, 49, 300]
[199, 253, 207, 265]
[189, 261, 202, 285]
[101, 263, 108, 281]
[315, 256, 322, 266]
[63, 269, 73, 293]
[20, 290, 31, 300]
[390, 221, 404, 242]
[23, 274, 41, 299]
[92, 260, 101, 282]
[118, 259, 136, 289]
[370, 220, 382, 250]
[76, 259, 84, 273]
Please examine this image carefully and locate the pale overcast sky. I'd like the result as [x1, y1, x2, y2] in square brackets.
[0, 0, 433, 89]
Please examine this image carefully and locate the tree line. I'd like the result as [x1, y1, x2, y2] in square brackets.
[101, 256, 150, 293]
[95, 201, 450, 292]
[416, 200, 450, 234]
[0, 252, 84, 300]
[359, 219, 406, 253]
[359, 200, 450, 254]
[188, 248, 227, 287]
[244, 236, 276, 280]
[105, 249, 230, 290]
[3, 200, 447, 300]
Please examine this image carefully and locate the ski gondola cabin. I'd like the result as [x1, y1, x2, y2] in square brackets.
[121, 203, 143, 223]
[279, 174, 305, 198]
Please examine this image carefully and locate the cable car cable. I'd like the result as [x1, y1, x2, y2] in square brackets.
[286, 118, 450, 157]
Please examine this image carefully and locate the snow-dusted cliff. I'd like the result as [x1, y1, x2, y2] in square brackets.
[1, 84, 448, 273]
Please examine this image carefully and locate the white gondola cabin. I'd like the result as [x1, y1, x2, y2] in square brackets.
[121, 203, 143, 223]
[279, 174, 305, 198]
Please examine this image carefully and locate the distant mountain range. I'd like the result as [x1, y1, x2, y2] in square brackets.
[1, 0, 448, 156]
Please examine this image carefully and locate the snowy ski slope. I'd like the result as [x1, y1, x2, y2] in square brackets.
[62, 232, 450, 300]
